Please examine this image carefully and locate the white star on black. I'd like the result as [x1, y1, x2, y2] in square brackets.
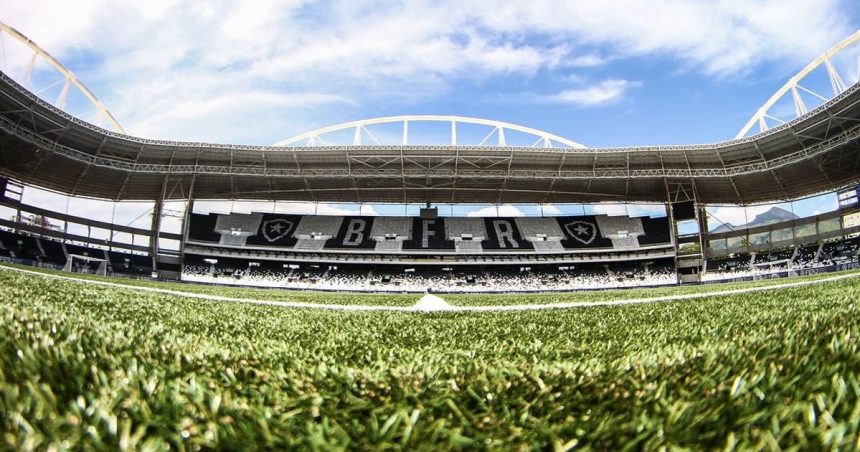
[270, 223, 285, 233]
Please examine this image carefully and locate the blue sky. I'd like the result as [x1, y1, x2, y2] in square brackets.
[1, 0, 860, 232]
[4, 0, 860, 146]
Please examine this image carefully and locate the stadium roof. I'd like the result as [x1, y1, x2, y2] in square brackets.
[1, 71, 860, 205]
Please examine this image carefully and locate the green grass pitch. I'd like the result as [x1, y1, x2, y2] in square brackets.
[1, 265, 860, 449]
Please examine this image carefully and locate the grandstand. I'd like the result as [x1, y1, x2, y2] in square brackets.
[3, 14, 860, 450]
[2, 61, 860, 291]
[2, 58, 860, 291]
[0, 23, 858, 294]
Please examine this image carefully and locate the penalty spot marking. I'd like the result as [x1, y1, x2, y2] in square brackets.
[414, 293, 454, 312]
[0, 264, 858, 313]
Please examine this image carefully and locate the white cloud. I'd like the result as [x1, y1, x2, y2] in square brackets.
[21, 186, 157, 228]
[590, 204, 629, 216]
[541, 204, 562, 215]
[590, 203, 666, 217]
[467, 204, 526, 217]
[0, 0, 853, 144]
[475, 0, 851, 76]
[706, 205, 773, 228]
[194, 200, 379, 217]
[627, 204, 668, 218]
[317, 204, 379, 217]
[542, 79, 639, 107]
[119, 81, 353, 143]
[275, 202, 378, 217]
[13, 0, 846, 80]
[564, 54, 606, 68]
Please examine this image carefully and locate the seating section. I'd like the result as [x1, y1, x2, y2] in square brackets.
[558, 217, 614, 249]
[754, 248, 793, 265]
[402, 218, 455, 250]
[215, 213, 263, 246]
[247, 215, 302, 247]
[0, 230, 42, 260]
[325, 217, 377, 249]
[605, 236, 640, 249]
[370, 217, 412, 239]
[374, 240, 403, 253]
[515, 217, 565, 240]
[39, 239, 67, 265]
[820, 236, 860, 263]
[294, 239, 328, 251]
[707, 254, 752, 273]
[181, 254, 678, 292]
[445, 218, 487, 241]
[481, 218, 535, 251]
[108, 251, 153, 275]
[793, 244, 820, 268]
[530, 241, 565, 252]
[182, 233, 860, 289]
[0, 231, 68, 264]
[293, 216, 342, 238]
[595, 215, 645, 249]
[65, 243, 105, 259]
[0, 230, 14, 256]
[0, 225, 856, 290]
[454, 240, 483, 253]
[701, 239, 860, 281]
[0, 228, 149, 274]
[187, 212, 674, 253]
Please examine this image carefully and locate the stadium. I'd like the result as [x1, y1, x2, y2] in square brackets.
[2, 7, 860, 449]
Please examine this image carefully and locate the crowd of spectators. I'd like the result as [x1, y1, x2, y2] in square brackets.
[702, 237, 860, 281]
[181, 263, 678, 293]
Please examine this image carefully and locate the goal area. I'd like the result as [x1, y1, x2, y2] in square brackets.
[63, 253, 108, 276]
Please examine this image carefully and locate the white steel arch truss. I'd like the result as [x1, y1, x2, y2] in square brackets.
[273, 115, 588, 149]
[737, 29, 860, 139]
[0, 20, 124, 133]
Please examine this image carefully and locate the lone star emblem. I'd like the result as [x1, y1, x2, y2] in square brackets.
[564, 220, 597, 245]
[261, 219, 294, 242]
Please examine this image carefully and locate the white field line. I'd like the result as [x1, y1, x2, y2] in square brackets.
[1, 264, 858, 313]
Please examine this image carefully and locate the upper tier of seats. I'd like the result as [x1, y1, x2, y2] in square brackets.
[188, 212, 672, 253]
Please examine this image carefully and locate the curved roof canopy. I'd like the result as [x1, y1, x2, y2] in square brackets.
[1, 72, 859, 205]
[273, 115, 587, 149]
